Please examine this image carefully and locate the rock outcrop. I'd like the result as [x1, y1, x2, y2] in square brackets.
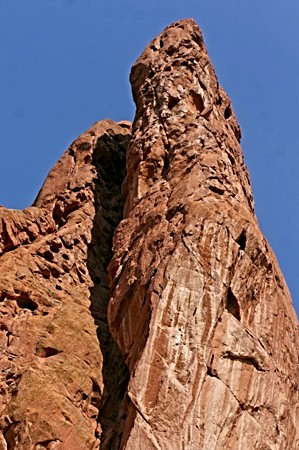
[108, 20, 299, 449]
[0, 120, 131, 449]
[1, 18, 299, 450]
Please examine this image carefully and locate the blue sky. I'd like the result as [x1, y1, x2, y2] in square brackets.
[1, 0, 299, 313]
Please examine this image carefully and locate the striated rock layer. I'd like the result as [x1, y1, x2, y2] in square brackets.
[0, 18, 298, 450]
[108, 19, 299, 449]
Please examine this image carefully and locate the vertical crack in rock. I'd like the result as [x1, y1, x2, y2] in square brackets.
[87, 131, 130, 449]
[108, 19, 299, 449]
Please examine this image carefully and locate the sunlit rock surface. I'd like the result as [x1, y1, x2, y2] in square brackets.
[108, 19, 299, 449]
[0, 18, 298, 450]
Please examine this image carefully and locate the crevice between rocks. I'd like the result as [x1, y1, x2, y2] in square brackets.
[87, 131, 131, 449]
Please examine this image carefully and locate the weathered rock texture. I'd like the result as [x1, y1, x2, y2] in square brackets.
[0, 120, 131, 449]
[108, 19, 299, 449]
[0, 18, 299, 450]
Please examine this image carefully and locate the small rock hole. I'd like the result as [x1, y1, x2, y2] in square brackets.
[190, 90, 204, 112]
[43, 251, 54, 262]
[237, 232, 246, 250]
[168, 96, 180, 110]
[17, 297, 38, 311]
[36, 347, 60, 358]
[41, 268, 51, 279]
[165, 47, 175, 56]
[50, 242, 61, 253]
[224, 106, 232, 119]
[226, 288, 240, 321]
[209, 185, 225, 195]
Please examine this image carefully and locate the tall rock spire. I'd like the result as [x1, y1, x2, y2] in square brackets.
[108, 19, 299, 449]
[0, 18, 298, 450]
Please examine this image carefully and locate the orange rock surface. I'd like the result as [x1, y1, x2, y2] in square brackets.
[1, 19, 299, 450]
[0, 120, 131, 449]
[109, 19, 299, 449]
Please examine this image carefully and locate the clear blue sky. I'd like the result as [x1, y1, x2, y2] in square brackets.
[1, 1, 298, 313]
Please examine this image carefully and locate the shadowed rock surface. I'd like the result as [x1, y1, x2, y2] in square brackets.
[0, 18, 299, 450]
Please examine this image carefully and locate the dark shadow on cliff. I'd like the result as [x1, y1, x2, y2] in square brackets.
[87, 131, 130, 449]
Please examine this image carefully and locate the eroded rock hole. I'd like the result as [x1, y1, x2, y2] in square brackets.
[190, 90, 204, 112]
[168, 96, 180, 110]
[226, 288, 241, 321]
[165, 46, 176, 56]
[42, 250, 54, 262]
[50, 243, 61, 253]
[209, 185, 225, 195]
[237, 232, 246, 250]
[224, 106, 232, 119]
[36, 347, 60, 358]
[16, 296, 38, 311]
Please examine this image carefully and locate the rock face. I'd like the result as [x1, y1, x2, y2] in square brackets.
[0, 120, 131, 449]
[108, 20, 299, 449]
[0, 18, 299, 450]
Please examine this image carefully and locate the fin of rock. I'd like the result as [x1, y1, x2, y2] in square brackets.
[0, 18, 298, 450]
[108, 19, 299, 449]
[0, 120, 131, 449]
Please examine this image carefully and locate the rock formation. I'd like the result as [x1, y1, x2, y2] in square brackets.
[1, 18, 299, 450]
[0, 120, 131, 449]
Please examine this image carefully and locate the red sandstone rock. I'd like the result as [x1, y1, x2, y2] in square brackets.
[108, 19, 299, 449]
[1, 18, 299, 450]
[0, 120, 131, 449]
